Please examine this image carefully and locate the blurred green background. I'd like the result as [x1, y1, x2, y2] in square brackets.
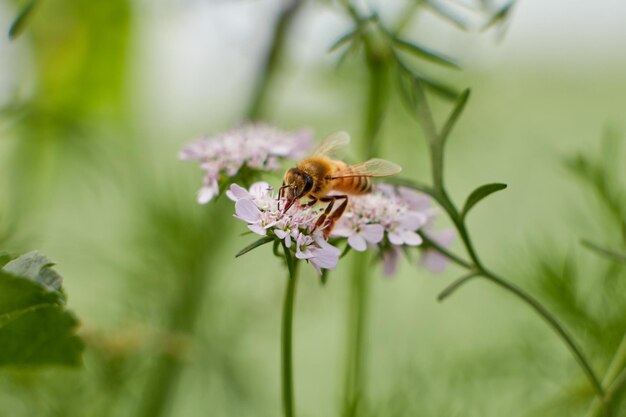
[1, 0, 626, 416]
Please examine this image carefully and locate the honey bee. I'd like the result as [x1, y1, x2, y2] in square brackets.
[280, 131, 402, 237]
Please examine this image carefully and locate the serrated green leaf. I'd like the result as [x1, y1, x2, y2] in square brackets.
[235, 236, 274, 258]
[8, 0, 40, 40]
[0, 252, 14, 267]
[440, 89, 470, 144]
[3, 251, 62, 293]
[462, 183, 507, 218]
[0, 269, 83, 367]
[392, 37, 459, 69]
[0, 303, 83, 367]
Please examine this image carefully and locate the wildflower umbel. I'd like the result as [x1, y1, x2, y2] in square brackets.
[180, 124, 313, 203]
[229, 182, 341, 274]
[331, 185, 429, 274]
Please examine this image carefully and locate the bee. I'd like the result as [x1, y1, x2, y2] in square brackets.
[280, 131, 402, 237]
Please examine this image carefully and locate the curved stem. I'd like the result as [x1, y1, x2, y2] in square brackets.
[480, 269, 605, 398]
[281, 243, 299, 417]
[411, 80, 604, 401]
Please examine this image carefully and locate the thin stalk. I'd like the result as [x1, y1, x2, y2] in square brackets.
[246, 0, 304, 120]
[342, 252, 371, 417]
[411, 81, 605, 401]
[282, 243, 300, 417]
[480, 269, 605, 398]
[586, 332, 626, 417]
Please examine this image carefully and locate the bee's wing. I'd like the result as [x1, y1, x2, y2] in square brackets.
[331, 158, 402, 178]
[312, 131, 351, 158]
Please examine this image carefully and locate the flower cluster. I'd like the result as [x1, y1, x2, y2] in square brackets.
[228, 180, 455, 276]
[228, 182, 341, 274]
[180, 124, 313, 203]
[331, 184, 433, 275]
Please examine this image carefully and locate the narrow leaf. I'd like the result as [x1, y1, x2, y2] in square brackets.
[462, 183, 507, 217]
[582, 240, 626, 265]
[425, 0, 470, 31]
[235, 236, 274, 258]
[329, 29, 356, 52]
[440, 89, 470, 144]
[482, 2, 515, 31]
[393, 37, 460, 69]
[8, 0, 39, 40]
[437, 272, 480, 302]
[418, 75, 460, 101]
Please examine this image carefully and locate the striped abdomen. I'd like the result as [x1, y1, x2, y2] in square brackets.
[331, 166, 372, 195]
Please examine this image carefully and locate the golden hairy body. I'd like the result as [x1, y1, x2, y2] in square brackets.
[280, 131, 401, 236]
[294, 157, 372, 198]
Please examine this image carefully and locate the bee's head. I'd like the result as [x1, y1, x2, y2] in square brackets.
[280, 168, 313, 212]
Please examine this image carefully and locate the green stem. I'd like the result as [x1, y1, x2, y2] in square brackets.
[480, 269, 605, 398]
[586, 332, 626, 417]
[342, 252, 370, 417]
[246, 0, 304, 120]
[281, 243, 300, 417]
[411, 80, 604, 400]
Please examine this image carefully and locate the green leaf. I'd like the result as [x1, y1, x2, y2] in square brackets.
[392, 37, 459, 69]
[8, 0, 40, 40]
[0, 302, 83, 367]
[3, 251, 62, 293]
[0, 254, 84, 367]
[462, 183, 507, 218]
[483, 2, 515, 31]
[581, 240, 626, 265]
[622, 220, 626, 246]
[440, 89, 470, 144]
[418, 75, 460, 101]
[329, 29, 357, 52]
[0, 252, 14, 268]
[235, 236, 274, 258]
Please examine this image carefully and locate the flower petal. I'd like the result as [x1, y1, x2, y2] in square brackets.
[348, 234, 367, 252]
[226, 183, 251, 202]
[400, 230, 423, 246]
[235, 199, 261, 223]
[360, 224, 384, 244]
[399, 212, 428, 230]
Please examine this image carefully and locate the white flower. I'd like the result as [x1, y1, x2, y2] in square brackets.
[231, 182, 340, 273]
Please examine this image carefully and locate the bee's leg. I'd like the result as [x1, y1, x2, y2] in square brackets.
[278, 182, 286, 211]
[323, 195, 348, 238]
[312, 196, 336, 233]
[305, 196, 318, 207]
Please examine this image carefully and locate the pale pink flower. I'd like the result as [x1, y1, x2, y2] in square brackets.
[181, 124, 313, 204]
[331, 186, 428, 252]
[420, 228, 455, 273]
[231, 182, 340, 273]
